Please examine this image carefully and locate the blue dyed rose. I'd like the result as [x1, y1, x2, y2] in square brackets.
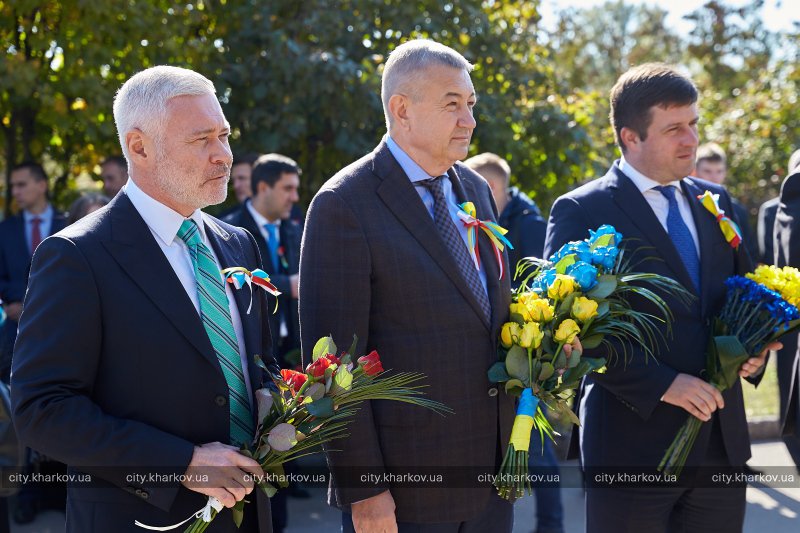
[533, 268, 557, 294]
[549, 240, 592, 265]
[591, 246, 619, 271]
[565, 261, 598, 291]
[588, 225, 623, 248]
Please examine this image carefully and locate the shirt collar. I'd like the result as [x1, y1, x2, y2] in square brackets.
[386, 135, 442, 183]
[245, 198, 281, 228]
[620, 156, 683, 195]
[23, 204, 53, 223]
[125, 178, 206, 247]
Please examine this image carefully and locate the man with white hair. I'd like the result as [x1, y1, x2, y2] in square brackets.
[300, 40, 515, 532]
[11, 66, 278, 532]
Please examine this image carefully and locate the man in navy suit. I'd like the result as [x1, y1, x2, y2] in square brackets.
[224, 154, 301, 368]
[0, 162, 66, 381]
[11, 66, 277, 532]
[545, 63, 777, 532]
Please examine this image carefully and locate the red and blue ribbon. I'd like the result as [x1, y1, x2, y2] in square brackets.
[456, 202, 513, 279]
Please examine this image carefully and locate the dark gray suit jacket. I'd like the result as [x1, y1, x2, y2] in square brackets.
[299, 141, 514, 523]
[11, 192, 277, 532]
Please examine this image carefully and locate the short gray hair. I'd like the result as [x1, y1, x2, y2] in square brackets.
[113, 65, 217, 161]
[381, 39, 473, 130]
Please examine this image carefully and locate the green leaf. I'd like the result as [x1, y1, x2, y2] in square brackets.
[596, 300, 610, 317]
[330, 367, 354, 394]
[253, 353, 269, 371]
[504, 378, 525, 395]
[306, 396, 335, 418]
[346, 335, 358, 359]
[558, 292, 578, 315]
[710, 335, 749, 390]
[538, 362, 554, 381]
[580, 334, 604, 349]
[505, 345, 529, 381]
[488, 361, 511, 383]
[587, 275, 617, 299]
[305, 382, 326, 401]
[555, 254, 576, 274]
[232, 500, 245, 527]
[258, 481, 278, 498]
[312, 336, 337, 362]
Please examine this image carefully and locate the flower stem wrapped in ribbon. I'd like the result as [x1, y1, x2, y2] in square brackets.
[489, 225, 691, 500]
[659, 266, 800, 476]
[221, 266, 281, 313]
[697, 190, 742, 249]
[456, 201, 513, 280]
[134, 336, 452, 533]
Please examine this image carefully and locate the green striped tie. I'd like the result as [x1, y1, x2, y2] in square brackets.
[177, 219, 253, 447]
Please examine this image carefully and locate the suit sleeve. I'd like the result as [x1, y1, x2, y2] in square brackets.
[546, 195, 678, 420]
[298, 188, 388, 506]
[10, 236, 194, 512]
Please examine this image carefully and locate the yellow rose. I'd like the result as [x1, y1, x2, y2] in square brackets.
[528, 299, 555, 323]
[554, 318, 580, 344]
[517, 291, 540, 306]
[571, 296, 599, 323]
[547, 274, 577, 299]
[509, 302, 530, 322]
[500, 322, 521, 348]
[519, 322, 544, 349]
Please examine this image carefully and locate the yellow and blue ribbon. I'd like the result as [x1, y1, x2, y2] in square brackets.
[697, 191, 742, 249]
[456, 202, 514, 279]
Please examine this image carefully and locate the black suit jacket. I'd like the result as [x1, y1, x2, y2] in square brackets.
[759, 196, 780, 265]
[545, 162, 755, 468]
[10, 192, 277, 532]
[299, 141, 514, 523]
[773, 172, 800, 440]
[223, 203, 301, 364]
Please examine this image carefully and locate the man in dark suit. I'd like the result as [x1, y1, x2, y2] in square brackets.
[224, 154, 301, 367]
[772, 168, 800, 467]
[11, 66, 277, 532]
[545, 63, 776, 532]
[0, 161, 66, 382]
[299, 39, 515, 532]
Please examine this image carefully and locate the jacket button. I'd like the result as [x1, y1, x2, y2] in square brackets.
[487, 387, 499, 397]
[139, 490, 149, 500]
[215, 395, 227, 406]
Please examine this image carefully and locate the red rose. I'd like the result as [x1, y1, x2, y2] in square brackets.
[305, 356, 332, 378]
[323, 353, 341, 366]
[357, 350, 384, 376]
[280, 369, 307, 393]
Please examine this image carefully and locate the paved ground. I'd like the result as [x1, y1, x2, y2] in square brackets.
[8, 439, 799, 532]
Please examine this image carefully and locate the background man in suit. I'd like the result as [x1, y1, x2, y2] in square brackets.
[99, 155, 128, 198]
[299, 39, 515, 533]
[545, 63, 776, 532]
[0, 162, 66, 382]
[224, 153, 301, 368]
[693, 142, 758, 262]
[758, 151, 800, 266]
[11, 65, 278, 532]
[771, 166, 800, 466]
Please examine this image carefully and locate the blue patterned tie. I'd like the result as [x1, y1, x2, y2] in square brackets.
[177, 219, 254, 446]
[264, 223, 280, 273]
[655, 186, 700, 292]
[422, 176, 491, 322]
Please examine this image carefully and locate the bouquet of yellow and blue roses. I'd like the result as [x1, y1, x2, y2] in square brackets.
[659, 265, 800, 476]
[489, 225, 691, 500]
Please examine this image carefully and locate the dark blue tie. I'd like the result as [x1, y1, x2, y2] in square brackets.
[655, 185, 700, 292]
[264, 223, 280, 273]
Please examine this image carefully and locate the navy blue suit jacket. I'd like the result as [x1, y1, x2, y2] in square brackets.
[223, 205, 302, 363]
[545, 162, 755, 468]
[11, 192, 277, 532]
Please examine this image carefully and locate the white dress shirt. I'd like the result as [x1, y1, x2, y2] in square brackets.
[620, 157, 701, 258]
[125, 179, 253, 403]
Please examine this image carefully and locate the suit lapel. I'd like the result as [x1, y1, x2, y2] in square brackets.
[373, 143, 491, 330]
[205, 218, 265, 393]
[103, 194, 219, 370]
[682, 178, 722, 315]
[609, 165, 698, 295]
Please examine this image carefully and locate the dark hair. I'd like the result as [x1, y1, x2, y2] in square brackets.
[251, 153, 301, 195]
[696, 143, 726, 166]
[68, 193, 110, 225]
[101, 155, 127, 169]
[233, 152, 259, 167]
[610, 63, 698, 152]
[12, 161, 48, 183]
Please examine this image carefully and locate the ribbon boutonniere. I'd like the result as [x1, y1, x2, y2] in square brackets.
[456, 201, 514, 279]
[221, 266, 281, 314]
[697, 190, 742, 249]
